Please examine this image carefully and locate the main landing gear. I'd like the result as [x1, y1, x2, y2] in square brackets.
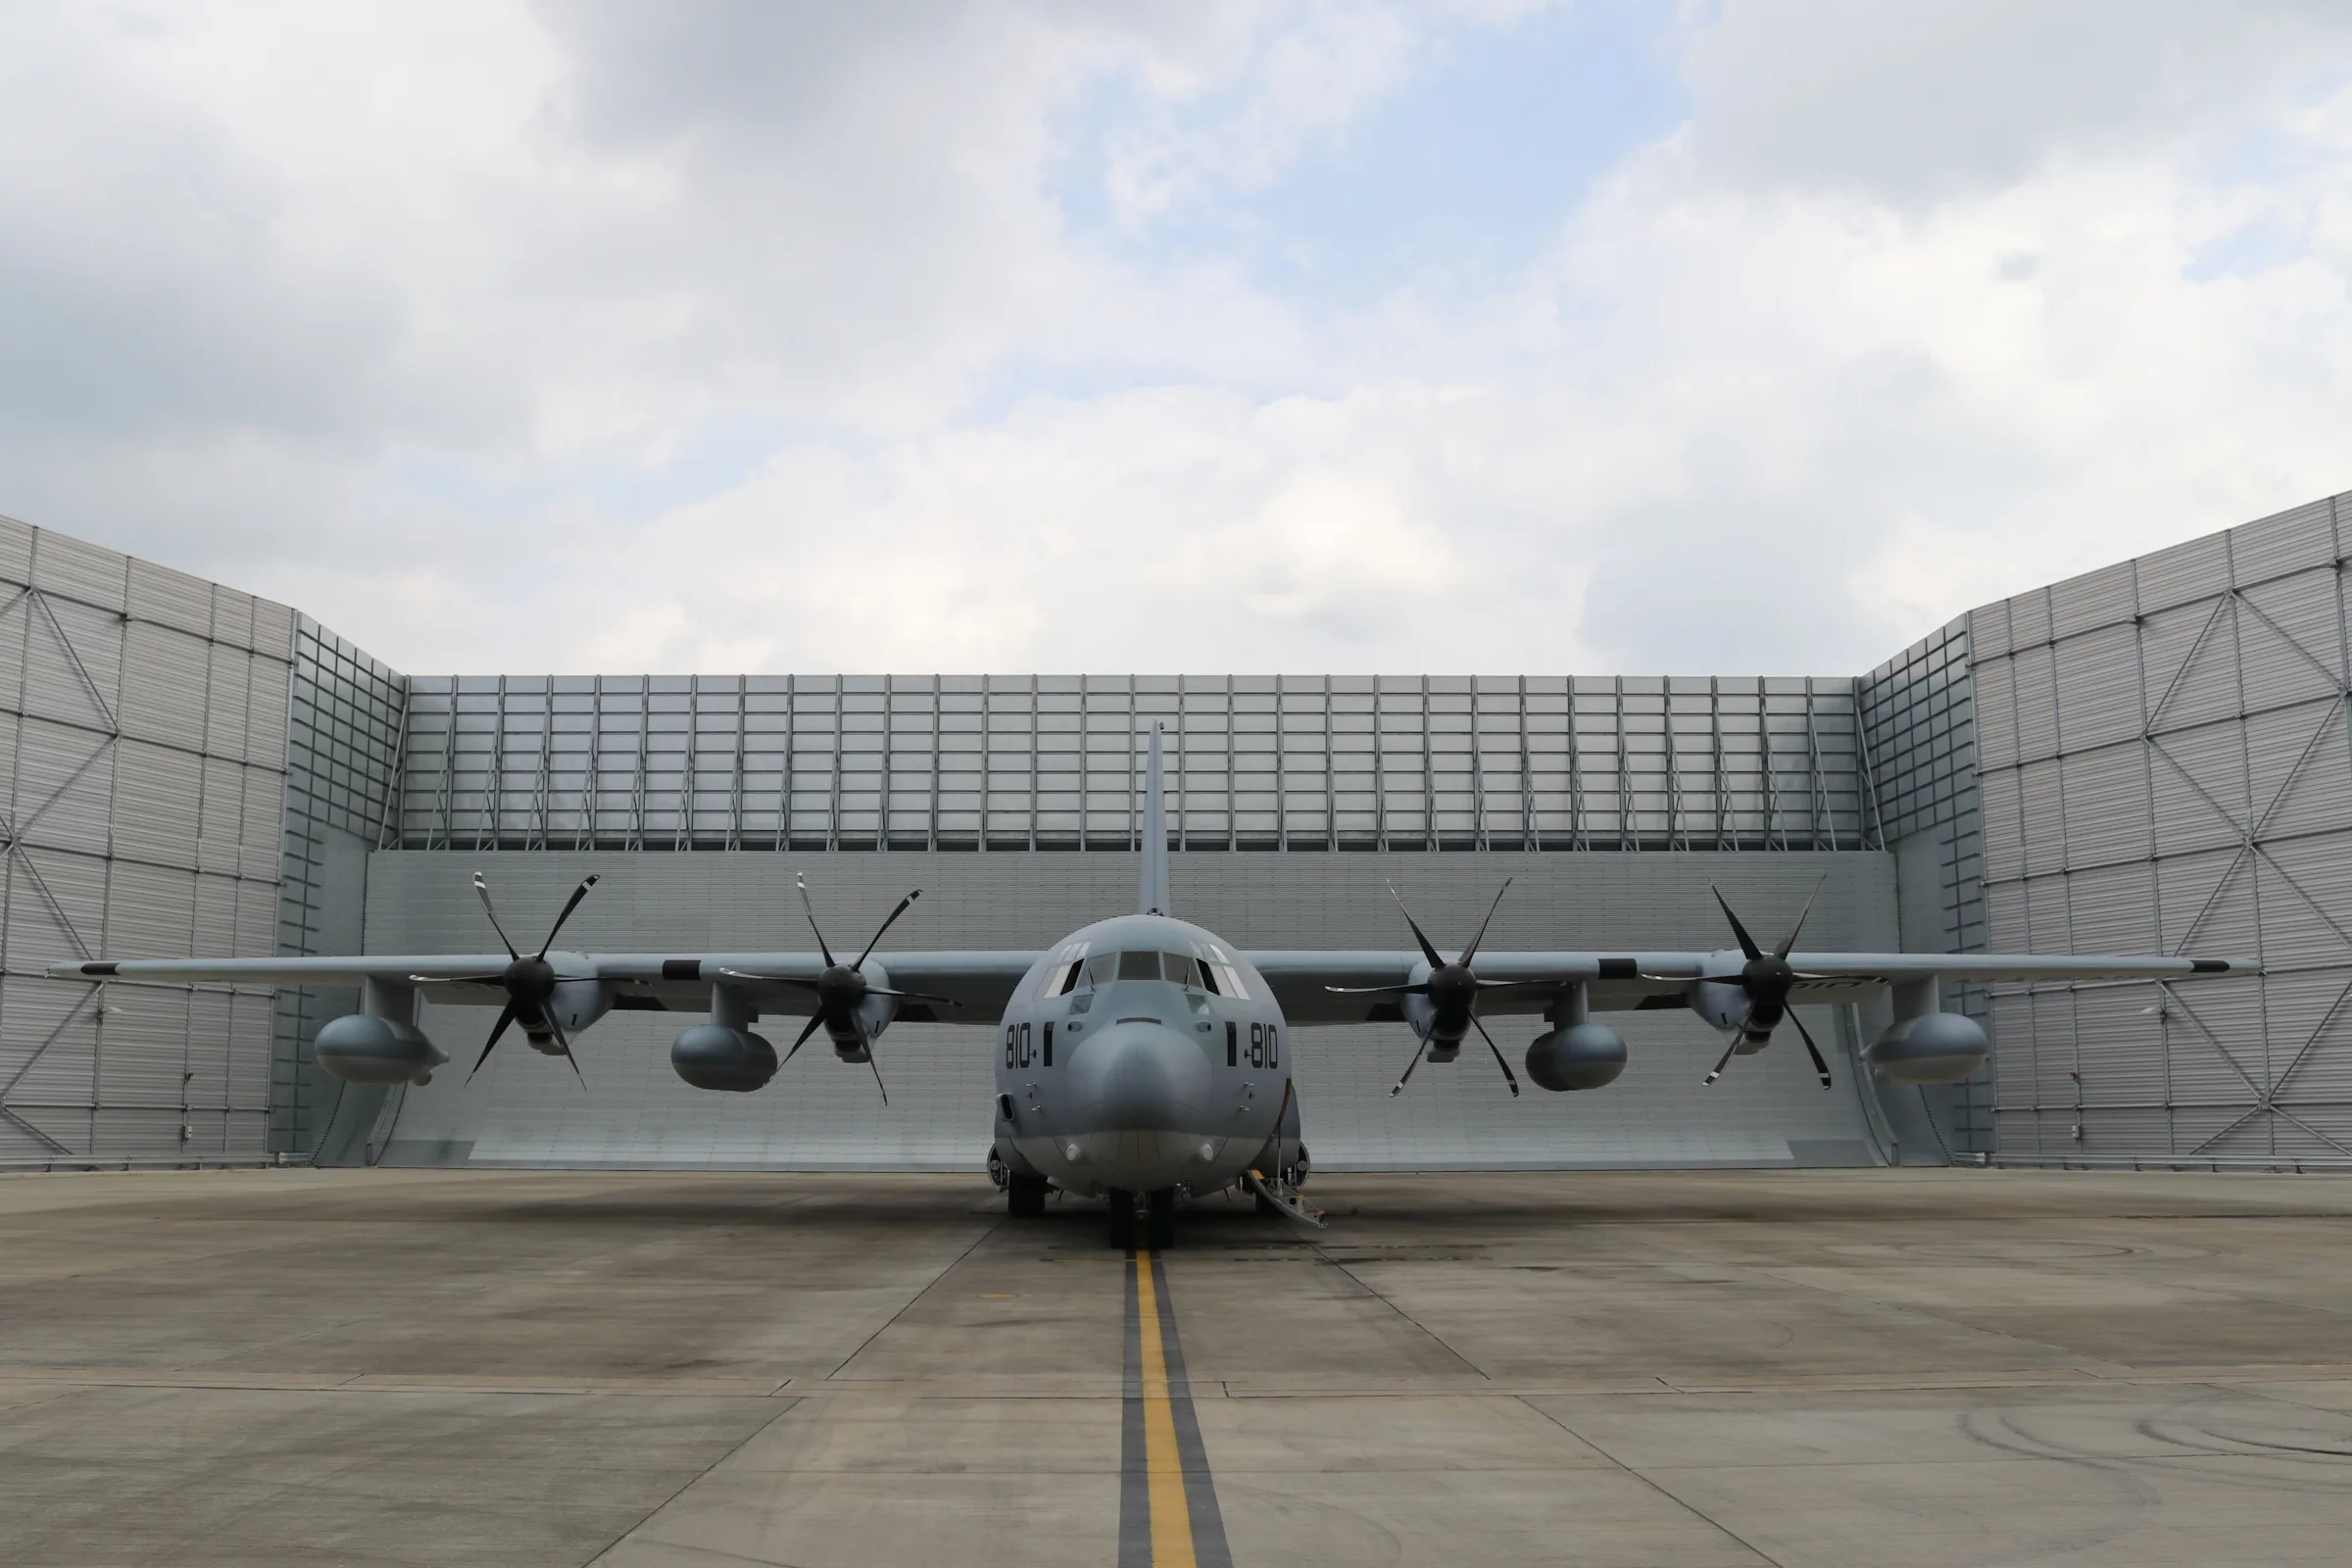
[1104, 1188, 1177, 1250]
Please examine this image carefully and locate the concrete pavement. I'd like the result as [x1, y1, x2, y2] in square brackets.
[3, 1167, 2351, 1565]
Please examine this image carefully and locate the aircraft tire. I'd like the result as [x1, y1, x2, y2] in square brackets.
[1144, 1188, 1177, 1250]
[1007, 1173, 1049, 1217]
[1105, 1188, 1136, 1249]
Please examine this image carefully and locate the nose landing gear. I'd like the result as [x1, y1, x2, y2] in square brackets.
[1105, 1188, 1179, 1250]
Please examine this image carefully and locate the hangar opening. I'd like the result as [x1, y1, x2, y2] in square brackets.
[4, 490, 2348, 1173]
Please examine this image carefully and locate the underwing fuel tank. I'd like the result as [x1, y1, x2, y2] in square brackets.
[1523, 1023, 1628, 1091]
[314, 1014, 447, 1086]
[670, 1024, 779, 1092]
[1865, 1012, 1990, 1084]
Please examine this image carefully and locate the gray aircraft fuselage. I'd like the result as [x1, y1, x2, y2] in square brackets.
[992, 911, 1292, 1199]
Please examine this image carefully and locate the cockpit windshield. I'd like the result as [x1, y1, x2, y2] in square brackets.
[1052, 950, 1215, 995]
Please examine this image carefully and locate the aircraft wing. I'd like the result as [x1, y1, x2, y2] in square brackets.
[1247, 950, 2259, 1025]
[47, 952, 1045, 1019]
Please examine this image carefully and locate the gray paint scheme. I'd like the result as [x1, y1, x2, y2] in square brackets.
[311, 849, 1928, 1171]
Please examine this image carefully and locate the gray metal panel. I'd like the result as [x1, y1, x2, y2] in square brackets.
[2135, 529, 2232, 615]
[111, 740, 201, 869]
[28, 532, 125, 612]
[2057, 747, 2148, 870]
[119, 623, 210, 751]
[2052, 625, 2141, 752]
[0, 519, 290, 1165]
[0, 514, 34, 585]
[2230, 498, 2337, 587]
[126, 559, 217, 639]
[2048, 560, 2135, 642]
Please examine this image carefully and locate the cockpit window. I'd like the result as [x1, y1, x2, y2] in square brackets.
[1084, 953, 1116, 988]
[1116, 950, 1161, 982]
[1162, 954, 1200, 989]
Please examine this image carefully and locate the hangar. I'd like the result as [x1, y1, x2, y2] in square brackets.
[1, 491, 2346, 1173]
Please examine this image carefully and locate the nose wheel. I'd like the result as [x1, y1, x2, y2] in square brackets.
[1104, 1188, 1180, 1250]
[1145, 1188, 1177, 1250]
[1006, 1172, 1048, 1217]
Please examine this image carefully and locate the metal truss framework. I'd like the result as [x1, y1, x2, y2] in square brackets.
[0, 518, 291, 1164]
[1971, 493, 2352, 1158]
[394, 673, 1874, 854]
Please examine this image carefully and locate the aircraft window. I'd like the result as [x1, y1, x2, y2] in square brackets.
[1084, 954, 1117, 987]
[1196, 961, 1222, 996]
[1117, 950, 1161, 982]
[1050, 960, 1085, 997]
[1163, 955, 1200, 989]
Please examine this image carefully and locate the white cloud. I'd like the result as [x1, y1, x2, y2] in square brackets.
[3, 0, 2350, 682]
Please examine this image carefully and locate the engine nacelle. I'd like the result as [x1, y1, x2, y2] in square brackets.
[1686, 972, 1750, 1034]
[1866, 1011, 1990, 1085]
[670, 1024, 779, 1093]
[1524, 1023, 1629, 1092]
[315, 1013, 448, 1087]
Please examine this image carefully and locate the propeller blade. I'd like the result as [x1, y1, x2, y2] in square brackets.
[715, 968, 822, 992]
[782, 1011, 825, 1064]
[1773, 875, 1828, 962]
[473, 873, 519, 959]
[1458, 877, 1514, 967]
[1385, 882, 1448, 972]
[1701, 1033, 1742, 1086]
[412, 973, 509, 985]
[863, 987, 960, 1005]
[1469, 1014, 1521, 1099]
[853, 889, 923, 970]
[864, 1045, 889, 1105]
[469, 1000, 519, 1077]
[1388, 1035, 1430, 1097]
[1712, 886, 1764, 962]
[543, 1012, 587, 1091]
[535, 873, 601, 960]
[1473, 977, 1561, 991]
[795, 875, 837, 969]
[1323, 982, 1434, 997]
[1788, 1009, 1833, 1089]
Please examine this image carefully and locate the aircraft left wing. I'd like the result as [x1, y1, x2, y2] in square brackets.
[1250, 950, 2258, 1025]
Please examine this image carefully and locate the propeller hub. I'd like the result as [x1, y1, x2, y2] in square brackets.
[815, 964, 868, 1018]
[1427, 963, 1479, 1014]
[503, 955, 557, 1010]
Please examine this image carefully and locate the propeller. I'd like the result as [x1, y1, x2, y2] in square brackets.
[441, 872, 601, 1087]
[1697, 878, 1834, 1090]
[739, 875, 958, 1104]
[1326, 879, 1544, 1100]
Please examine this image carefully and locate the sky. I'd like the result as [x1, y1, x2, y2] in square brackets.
[3, 0, 2349, 677]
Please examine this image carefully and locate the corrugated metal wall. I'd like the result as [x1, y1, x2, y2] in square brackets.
[1970, 490, 2352, 1158]
[0, 515, 293, 1162]
[394, 674, 1873, 854]
[363, 850, 1896, 1171]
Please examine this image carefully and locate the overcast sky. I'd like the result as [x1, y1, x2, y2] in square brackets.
[5, 1, 2348, 676]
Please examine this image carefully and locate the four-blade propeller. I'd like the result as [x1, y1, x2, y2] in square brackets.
[1326, 878, 1550, 1100]
[1696, 878, 1835, 1090]
[434, 870, 1833, 1102]
[721, 875, 958, 1104]
[432, 871, 601, 1088]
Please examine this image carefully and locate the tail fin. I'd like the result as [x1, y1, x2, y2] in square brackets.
[1139, 721, 1170, 917]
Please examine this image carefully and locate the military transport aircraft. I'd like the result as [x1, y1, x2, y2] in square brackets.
[53, 727, 2253, 1248]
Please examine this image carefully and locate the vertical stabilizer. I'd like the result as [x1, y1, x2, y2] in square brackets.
[1139, 722, 1170, 916]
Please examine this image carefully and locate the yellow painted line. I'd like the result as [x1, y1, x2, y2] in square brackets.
[1135, 1250, 1197, 1568]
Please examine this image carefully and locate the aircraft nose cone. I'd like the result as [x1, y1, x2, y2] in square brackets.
[1068, 1019, 1213, 1133]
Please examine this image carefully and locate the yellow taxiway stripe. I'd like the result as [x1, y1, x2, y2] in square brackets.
[1134, 1250, 1197, 1567]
